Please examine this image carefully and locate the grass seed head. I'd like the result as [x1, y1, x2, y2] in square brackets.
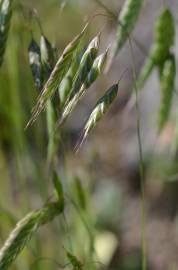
[40, 35, 56, 75]
[26, 23, 88, 129]
[68, 35, 100, 101]
[28, 38, 42, 91]
[77, 83, 118, 149]
[0, 202, 63, 270]
[158, 54, 176, 133]
[151, 8, 175, 65]
[59, 49, 85, 107]
[58, 49, 108, 127]
[112, 0, 144, 57]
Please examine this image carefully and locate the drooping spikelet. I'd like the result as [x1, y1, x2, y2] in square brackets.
[40, 34, 56, 75]
[68, 35, 100, 102]
[137, 8, 175, 89]
[58, 48, 86, 108]
[157, 54, 175, 133]
[59, 48, 108, 126]
[0, 0, 13, 67]
[151, 8, 175, 65]
[0, 202, 63, 270]
[111, 0, 144, 58]
[77, 83, 118, 149]
[28, 38, 42, 91]
[26, 23, 88, 128]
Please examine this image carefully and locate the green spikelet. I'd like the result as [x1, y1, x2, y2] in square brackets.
[28, 38, 43, 91]
[0, 0, 13, 67]
[151, 8, 175, 65]
[112, 0, 144, 56]
[59, 49, 108, 126]
[77, 83, 118, 149]
[26, 23, 88, 129]
[0, 202, 63, 270]
[40, 34, 56, 75]
[58, 50, 84, 108]
[137, 8, 175, 90]
[68, 35, 100, 102]
[157, 54, 175, 133]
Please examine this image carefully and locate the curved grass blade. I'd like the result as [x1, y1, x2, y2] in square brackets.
[0, 201, 63, 270]
[76, 83, 118, 150]
[0, 0, 13, 67]
[28, 38, 43, 91]
[25, 22, 88, 129]
[158, 54, 176, 133]
[58, 48, 107, 126]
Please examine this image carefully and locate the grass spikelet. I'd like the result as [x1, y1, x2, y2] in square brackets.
[137, 8, 175, 90]
[58, 48, 108, 126]
[59, 50, 85, 108]
[157, 54, 175, 133]
[151, 8, 175, 65]
[77, 83, 118, 150]
[68, 35, 100, 102]
[111, 0, 144, 58]
[28, 38, 42, 91]
[25, 23, 88, 129]
[0, 202, 63, 270]
[0, 0, 13, 67]
[40, 34, 56, 75]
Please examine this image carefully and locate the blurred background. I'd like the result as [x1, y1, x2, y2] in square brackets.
[1, 0, 178, 269]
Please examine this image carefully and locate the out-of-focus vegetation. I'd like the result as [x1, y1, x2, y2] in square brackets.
[0, 0, 178, 270]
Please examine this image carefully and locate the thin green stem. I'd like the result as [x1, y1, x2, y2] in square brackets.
[128, 36, 146, 270]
